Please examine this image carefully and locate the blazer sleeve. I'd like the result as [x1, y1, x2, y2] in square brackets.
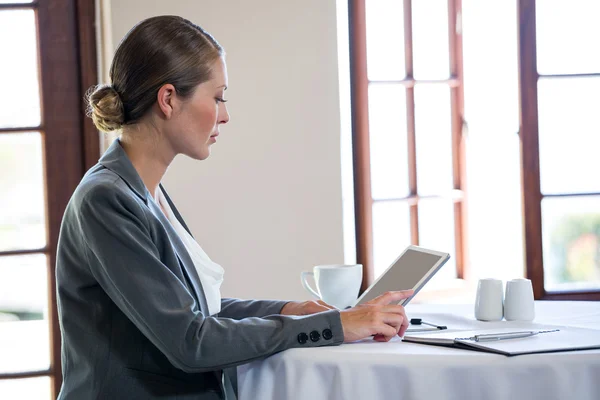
[219, 298, 290, 319]
[78, 183, 344, 374]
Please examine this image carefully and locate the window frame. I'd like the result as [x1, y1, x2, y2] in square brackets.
[348, 0, 467, 292]
[349, 0, 600, 300]
[0, 0, 98, 396]
[518, 0, 600, 300]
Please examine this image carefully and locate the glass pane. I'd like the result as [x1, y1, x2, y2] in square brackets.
[461, 0, 524, 282]
[536, 0, 600, 74]
[0, 133, 46, 251]
[0, 9, 41, 128]
[372, 201, 410, 279]
[462, 0, 524, 282]
[542, 197, 600, 292]
[465, 133, 525, 281]
[418, 198, 457, 287]
[368, 84, 409, 200]
[412, 0, 450, 79]
[365, 0, 405, 80]
[462, 0, 518, 134]
[0, 255, 50, 373]
[538, 78, 600, 194]
[414, 84, 453, 196]
[0, 377, 51, 400]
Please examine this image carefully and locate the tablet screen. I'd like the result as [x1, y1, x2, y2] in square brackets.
[355, 248, 449, 306]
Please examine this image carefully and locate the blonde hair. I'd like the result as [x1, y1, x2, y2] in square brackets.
[87, 15, 224, 132]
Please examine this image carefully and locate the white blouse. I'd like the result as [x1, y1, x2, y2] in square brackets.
[157, 189, 224, 316]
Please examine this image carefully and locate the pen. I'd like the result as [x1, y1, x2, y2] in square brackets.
[469, 329, 560, 342]
[410, 318, 447, 330]
[474, 331, 537, 342]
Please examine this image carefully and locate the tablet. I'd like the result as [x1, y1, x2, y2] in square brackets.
[353, 245, 450, 307]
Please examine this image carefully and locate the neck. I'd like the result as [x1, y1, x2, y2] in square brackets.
[119, 131, 175, 200]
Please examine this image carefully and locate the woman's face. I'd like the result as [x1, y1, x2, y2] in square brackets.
[166, 57, 230, 160]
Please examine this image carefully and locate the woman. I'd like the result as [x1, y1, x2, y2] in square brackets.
[56, 15, 411, 399]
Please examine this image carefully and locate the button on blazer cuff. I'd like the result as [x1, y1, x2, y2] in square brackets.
[292, 310, 344, 347]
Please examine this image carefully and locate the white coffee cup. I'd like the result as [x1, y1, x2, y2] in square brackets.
[504, 278, 535, 321]
[300, 264, 362, 310]
[474, 278, 504, 321]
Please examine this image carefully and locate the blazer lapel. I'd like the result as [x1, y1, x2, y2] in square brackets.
[97, 139, 210, 315]
[146, 196, 210, 315]
[160, 185, 194, 237]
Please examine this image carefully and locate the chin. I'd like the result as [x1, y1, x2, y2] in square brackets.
[187, 152, 210, 161]
[190, 147, 211, 161]
[180, 142, 211, 161]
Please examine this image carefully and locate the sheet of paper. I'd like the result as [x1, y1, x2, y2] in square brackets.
[459, 326, 600, 355]
[404, 326, 600, 356]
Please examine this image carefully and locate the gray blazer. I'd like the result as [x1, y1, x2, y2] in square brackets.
[56, 139, 344, 399]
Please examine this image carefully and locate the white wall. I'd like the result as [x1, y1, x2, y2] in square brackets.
[107, 0, 346, 300]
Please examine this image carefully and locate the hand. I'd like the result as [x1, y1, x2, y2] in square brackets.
[339, 290, 413, 343]
[280, 300, 336, 316]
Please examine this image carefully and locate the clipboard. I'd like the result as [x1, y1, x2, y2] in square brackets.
[402, 326, 600, 356]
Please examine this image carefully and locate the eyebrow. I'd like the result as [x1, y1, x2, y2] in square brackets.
[217, 85, 228, 90]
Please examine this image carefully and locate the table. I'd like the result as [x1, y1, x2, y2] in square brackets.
[237, 301, 600, 400]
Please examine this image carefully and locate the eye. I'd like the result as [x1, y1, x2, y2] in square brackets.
[215, 97, 228, 104]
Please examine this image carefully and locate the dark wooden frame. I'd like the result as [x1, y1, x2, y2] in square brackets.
[349, 0, 466, 291]
[0, 0, 99, 397]
[349, 0, 372, 291]
[518, 0, 600, 301]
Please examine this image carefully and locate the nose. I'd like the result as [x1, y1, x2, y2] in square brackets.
[219, 103, 230, 125]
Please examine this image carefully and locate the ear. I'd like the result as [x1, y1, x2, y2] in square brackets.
[156, 84, 177, 119]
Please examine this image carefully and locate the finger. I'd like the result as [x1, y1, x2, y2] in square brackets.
[370, 314, 403, 342]
[376, 306, 410, 337]
[376, 304, 408, 315]
[373, 331, 395, 342]
[373, 334, 390, 342]
[381, 313, 404, 334]
[398, 310, 410, 337]
[372, 321, 397, 339]
[316, 300, 336, 310]
[367, 290, 414, 306]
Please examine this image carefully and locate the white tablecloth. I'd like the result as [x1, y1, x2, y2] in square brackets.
[237, 301, 600, 400]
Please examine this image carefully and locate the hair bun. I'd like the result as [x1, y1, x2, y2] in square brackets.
[86, 84, 125, 132]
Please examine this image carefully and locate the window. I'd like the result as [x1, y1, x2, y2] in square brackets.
[519, 0, 600, 299]
[349, 0, 467, 293]
[0, 0, 98, 397]
[350, 0, 600, 301]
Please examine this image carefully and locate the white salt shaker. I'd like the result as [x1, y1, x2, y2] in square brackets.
[504, 278, 535, 321]
[474, 278, 504, 321]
